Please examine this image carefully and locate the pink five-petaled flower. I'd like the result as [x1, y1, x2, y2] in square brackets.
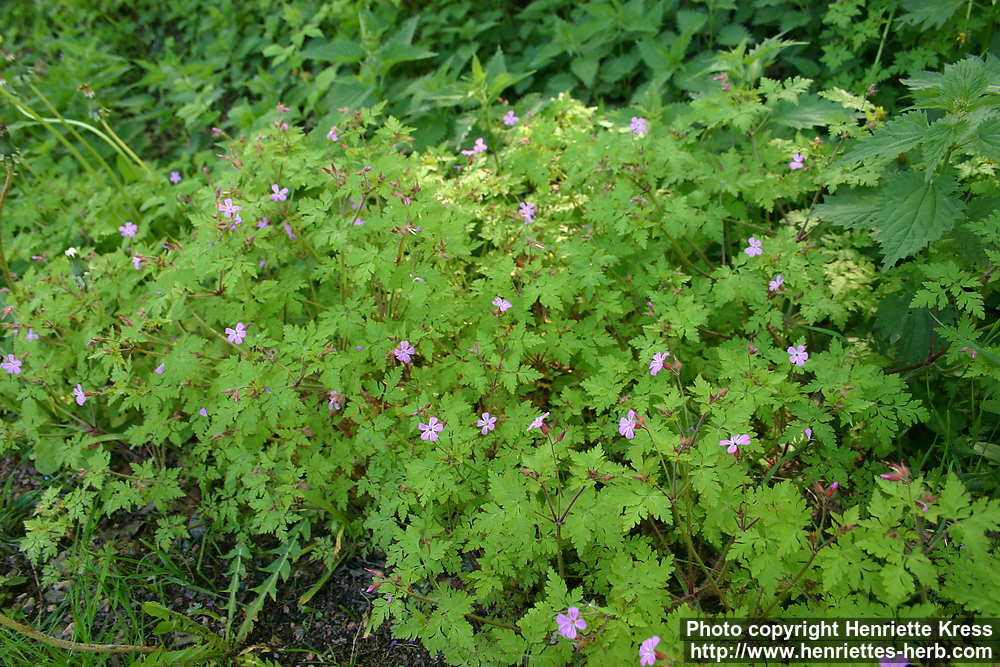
[619, 410, 637, 439]
[282, 221, 297, 239]
[270, 184, 289, 202]
[393, 340, 416, 363]
[639, 636, 661, 666]
[2, 354, 21, 374]
[418, 417, 444, 441]
[326, 126, 339, 141]
[217, 198, 241, 218]
[768, 275, 784, 292]
[519, 202, 535, 224]
[649, 352, 670, 376]
[880, 462, 910, 483]
[719, 433, 750, 455]
[492, 296, 512, 313]
[72, 384, 86, 406]
[199, 408, 208, 417]
[555, 607, 586, 640]
[131, 256, 143, 270]
[461, 137, 487, 156]
[789, 153, 805, 170]
[630, 116, 648, 136]
[118, 221, 138, 237]
[169, 171, 182, 184]
[527, 411, 550, 432]
[503, 110, 519, 126]
[154, 364, 165, 375]
[225, 322, 247, 344]
[787, 344, 809, 366]
[26, 328, 39, 341]
[476, 412, 496, 435]
[744, 237, 763, 257]
[327, 390, 342, 411]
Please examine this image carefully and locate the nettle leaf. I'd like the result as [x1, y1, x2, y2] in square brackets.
[897, 0, 964, 30]
[873, 171, 966, 268]
[836, 112, 928, 166]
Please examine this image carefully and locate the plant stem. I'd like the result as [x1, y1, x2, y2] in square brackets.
[0, 166, 17, 294]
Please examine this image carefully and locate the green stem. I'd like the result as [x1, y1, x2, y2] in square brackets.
[0, 166, 17, 294]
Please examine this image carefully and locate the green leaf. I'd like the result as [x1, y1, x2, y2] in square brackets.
[770, 93, 853, 129]
[872, 171, 966, 268]
[300, 39, 365, 64]
[920, 117, 969, 179]
[814, 188, 880, 230]
[836, 112, 928, 166]
[570, 56, 600, 89]
[973, 116, 1000, 160]
[897, 0, 964, 30]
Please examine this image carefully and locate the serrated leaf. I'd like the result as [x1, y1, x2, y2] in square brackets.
[873, 171, 966, 268]
[300, 39, 365, 63]
[920, 117, 970, 179]
[570, 56, 600, 88]
[973, 116, 1000, 160]
[770, 94, 853, 129]
[897, 0, 963, 30]
[836, 112, 928, 166]
[814, 188, 880, 230]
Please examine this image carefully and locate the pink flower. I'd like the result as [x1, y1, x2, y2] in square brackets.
[169, 171, 182, 184]
[419, 417, 444, 441]
[118, 221, 138, 237]
[719, 433, 750, 455]
[744, 237, 763, 257]
[199, 408, 208, 417]
[789, 153, 805, 170]
[282, 221, 297, 239]
[630, 117, 648, 136]
[131, 256, 143, 270]
[492, 297, 512, 313]
[649, 352, 670, 376]
[476, 412, 496, 435]
[327, 390, 342, 411]
[555, 607, 586, 640]
[639, 636, 661, 666]
[217, 198, 241, 218]
[880, 462, 910, 483]
[225, 322, 247, 344]
[768, 275, 784, 291]
[393, 340, 416, 363]
[804, 427, 813, 440]
[257, 217, 270, 229]
[154, 364, 165, 375]
[502, 110, 519, 126]
[787, 344, 808, 366]
[326, 126, 339, 141]
[619, 410, 637, 439]
[527, 411, 550, 432]
[25, 328, 39, 341]
[72, 383, 86, 406]
[2, 354, 21, 374]
[519, 202, 535, 224]
[461, 137, 487, 156]
[270, 184, 289, 202]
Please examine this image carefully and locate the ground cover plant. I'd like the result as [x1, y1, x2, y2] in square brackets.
[1, 3, 999, 666]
